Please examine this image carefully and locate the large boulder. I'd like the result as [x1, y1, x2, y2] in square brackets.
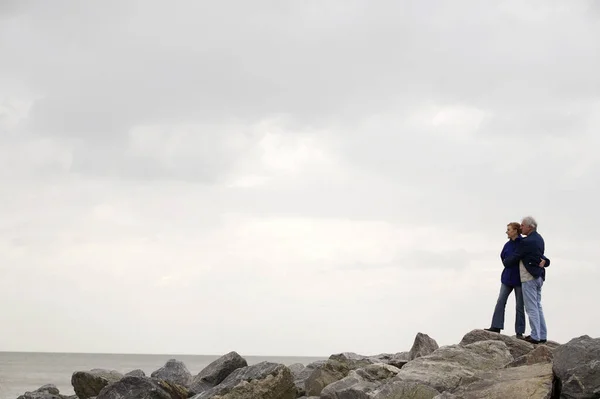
[394, 340, 514, 393]
[319, 373, 375, 399]
[17, 384, 65, 399]
[453, 363, 553, 399]
[320, 364, 402, 399]
[290, 360, 326, 397]
[506, 344, 554, 368]
[189, 351, 248, 395]
[151, 359, 192, 387]
[354, 363, 401, 381]
[459, 329, 534, 359]
[288, 362, 306, 377]
[126, 369, 146, 378]
[193, 361, 295, 399]
[71, 369, 124, 399]
[304, 353, 381, 396]
[371, 380, 440, 399]
[95, 375, 189, 399]
[553, 335, 600, 399]
[304, 360, 351, 396]
[409, 333, 439, 360]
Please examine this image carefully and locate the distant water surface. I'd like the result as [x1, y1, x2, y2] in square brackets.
[0, 352, 326, 399]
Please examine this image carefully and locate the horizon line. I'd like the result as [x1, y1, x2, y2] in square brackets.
[0, 349, 328, 359]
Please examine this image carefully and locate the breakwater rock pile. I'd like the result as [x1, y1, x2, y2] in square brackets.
[16, 330, 600, 399]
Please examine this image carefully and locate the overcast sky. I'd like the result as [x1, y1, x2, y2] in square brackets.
[1, 1, 599, 357]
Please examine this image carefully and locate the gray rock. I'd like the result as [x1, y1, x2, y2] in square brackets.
[36, 385, 61, 395]
[320, 364, 402, 399]
[16, 384, 64, 399]
[18, 394, 63, 399]
[304, 360, 351, 396]
[189, 351, 247, 394]
[354, 363, 401, 382]
[395, 340, 514, 393]
[304, 354, 388, 396]
[306, 359, 328, 370]
[189, 379, 213, 396]
[287, 362, 305, 377]
[459, 329, 534, 359]
[373, 352, 410, 369]
[150, 359, 192, 387]
[125, 369, 146, 378]
[553, 335, 600, 399]
[433, 393, 458, 399]
[409, 333, 439, 360]
[193, 361, 295, 399]
[506, 344, 553, 368]
[71, 369, 124, 399]
[453, 363, 553, 399]
[320, 372, 376, 399]
[329, 352, 381, 369]
[371, 353, 394, 361]
[291, 360, 326, 397]
[371, 380, 440, 399]
[542, 340, 562, 350]
[95, 375, 189, 399]
[390, 354, 410, 370]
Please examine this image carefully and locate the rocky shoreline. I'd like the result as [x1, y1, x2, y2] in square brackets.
[15, 329, 600, 399]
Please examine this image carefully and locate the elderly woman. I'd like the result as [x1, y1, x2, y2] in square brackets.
[485, 222, 527, 337]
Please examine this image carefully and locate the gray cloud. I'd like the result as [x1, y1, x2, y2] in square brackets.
[7, 1, 597, 129]
[2, 0, 597, 186]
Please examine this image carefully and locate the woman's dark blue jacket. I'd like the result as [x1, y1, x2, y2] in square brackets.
[500, 237, 523, 287]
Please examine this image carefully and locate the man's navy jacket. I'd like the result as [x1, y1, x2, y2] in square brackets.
[502, 230, 549, 280]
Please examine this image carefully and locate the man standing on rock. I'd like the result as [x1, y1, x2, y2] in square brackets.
[502, 216, 549, 344]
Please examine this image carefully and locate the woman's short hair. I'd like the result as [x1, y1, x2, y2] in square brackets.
[508, 222, 522, 235]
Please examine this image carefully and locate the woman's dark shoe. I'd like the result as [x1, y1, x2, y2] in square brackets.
[516, 334, 524, 339]
[484, 328, 501, 333]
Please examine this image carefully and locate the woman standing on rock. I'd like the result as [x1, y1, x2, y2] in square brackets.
[485, 222, 526, 338]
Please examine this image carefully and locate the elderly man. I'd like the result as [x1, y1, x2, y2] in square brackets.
[502, 216, 549, 344]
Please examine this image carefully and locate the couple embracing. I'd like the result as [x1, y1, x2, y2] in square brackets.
[485, 216, 549, 345]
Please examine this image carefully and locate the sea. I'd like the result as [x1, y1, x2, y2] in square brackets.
[0, 352, 326, 399]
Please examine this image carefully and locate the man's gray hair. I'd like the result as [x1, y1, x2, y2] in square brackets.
[522, 216, 538, 229]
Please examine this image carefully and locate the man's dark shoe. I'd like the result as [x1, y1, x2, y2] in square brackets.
[540, 339, 547, 343]
[484, 327, 501, 333]
[524, 336, 540, 344]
